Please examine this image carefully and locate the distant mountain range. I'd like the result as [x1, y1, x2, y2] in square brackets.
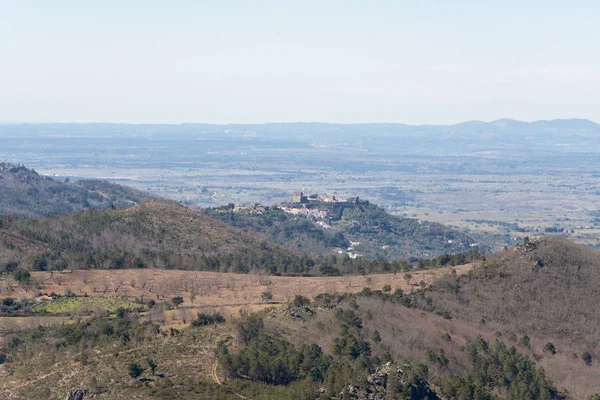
[2, 118, 598, 154]
[1, 118, 598, 136]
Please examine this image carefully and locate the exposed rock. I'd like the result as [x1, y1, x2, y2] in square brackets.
[336, 362, 439, 399]
[66, 388, 88, 400]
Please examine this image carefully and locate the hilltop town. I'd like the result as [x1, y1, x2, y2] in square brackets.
[232, 192, 360, 228]
[210, 191, 478, 261]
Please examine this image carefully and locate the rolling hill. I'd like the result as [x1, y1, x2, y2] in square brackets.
[0, 200, 311, 275]
[204, 199, 480, 260]
[0, 162, 146, 217]
[412, 236, 600, 345]
[2, 235, 600, 398]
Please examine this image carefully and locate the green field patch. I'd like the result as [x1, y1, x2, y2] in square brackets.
[30, 297, 143, 314]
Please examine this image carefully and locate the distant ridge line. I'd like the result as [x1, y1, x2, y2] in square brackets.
[0, 118, 598, 127]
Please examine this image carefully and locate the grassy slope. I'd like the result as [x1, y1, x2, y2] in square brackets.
[0, 323, 233, 400]
[0, 265, 474, 306]
[266, 293, 600, 399]
[415, 236, 600, 344]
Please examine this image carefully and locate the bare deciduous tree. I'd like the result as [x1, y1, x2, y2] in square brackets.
[179, 308, 191, 324]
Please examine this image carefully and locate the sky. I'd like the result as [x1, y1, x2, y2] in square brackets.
[1, 1, 600, 125]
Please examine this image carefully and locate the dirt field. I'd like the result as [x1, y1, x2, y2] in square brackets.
[1, 264, 474, 310]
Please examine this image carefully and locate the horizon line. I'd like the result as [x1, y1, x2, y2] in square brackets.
[0, 117, 598, 127]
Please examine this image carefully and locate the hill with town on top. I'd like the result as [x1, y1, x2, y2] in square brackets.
[204, 191, 481, 260]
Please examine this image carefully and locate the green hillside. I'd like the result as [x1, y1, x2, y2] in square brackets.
[203, 205, 349, 255]
[205, 200, 480, 260]
[0, 201, 311, 275]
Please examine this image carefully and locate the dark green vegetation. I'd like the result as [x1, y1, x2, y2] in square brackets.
[0, 195, 482, 275]
[436, 338, 554, 399]
[217, 298, 558, 400]
[204, 204, 349, 256]
[0, 200, 313, 274]
[219, 311, 440, 399]
[0, 163, 146, 217]
[219, 238, 600, 398]
[191, 312, 226, 327]
[205, 200, 480, 260]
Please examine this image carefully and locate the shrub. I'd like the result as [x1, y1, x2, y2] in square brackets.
[332, 333, 371, 359]
[371, 329, 381, 343]
[583, 351, 593, 365]
[11, 268, 30, 284]
[147, 358, 157, 375]
[191, 312, 225, 327]
[293, 295, 310, 308]
[31, 254, 48, 271]
[2, 261, 18, 274]
[220, 334, 331, 385]
[236, 313, 264, 344]
[543, 342, 556, 355]
[129, 363, 144, 378]
[333, 308, 362, 329]
[441, 338, 554, 400]
[261, 291, 273, 302]
[519, 335, 530, 348]
[171, 296, 184, 308]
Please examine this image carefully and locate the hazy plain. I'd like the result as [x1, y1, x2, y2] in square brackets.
[2, 122, 599, 250]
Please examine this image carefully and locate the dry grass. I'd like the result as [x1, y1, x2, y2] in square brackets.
[0, 316, 70, 337]
[0, 264, 474, 309]
[0, 325, 231, 400]
[266, 296, 600, 399]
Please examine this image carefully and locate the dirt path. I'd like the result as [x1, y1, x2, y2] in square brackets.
[211, 361, 250, 400]
[211, 361, 222, 385]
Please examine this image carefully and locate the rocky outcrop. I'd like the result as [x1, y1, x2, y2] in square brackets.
[338, 362, 439, 400]
[66, 389, 88, 400]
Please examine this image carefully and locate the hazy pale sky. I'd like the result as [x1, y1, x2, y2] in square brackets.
[1, 1, 599, 124]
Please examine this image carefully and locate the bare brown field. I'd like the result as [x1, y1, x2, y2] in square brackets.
[1, 264, 475, 309]
[0, 316, 70, 337]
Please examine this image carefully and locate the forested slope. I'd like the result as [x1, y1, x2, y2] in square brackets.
[0, 201, 311, 274]
[0, 163, 146, 217]
[206, 200, 480, 260]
